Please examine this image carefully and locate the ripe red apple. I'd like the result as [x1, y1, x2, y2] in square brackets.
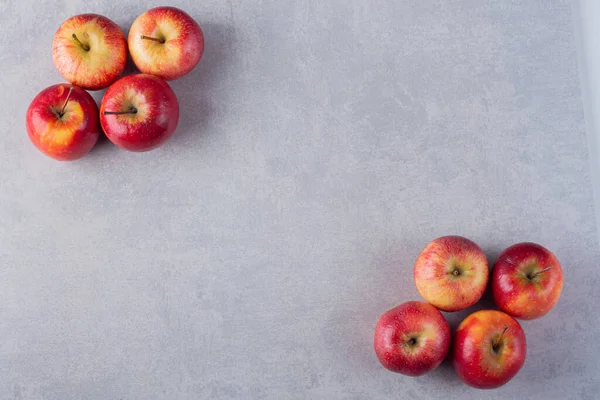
[26, 84, 100, 161]
[100, 74, 179, 152]
[128, 6, 204, 80]
[491, 242, 563, 320]
[414, 236, 489, 312]
[53, 14, 128, 90]
[453, 310, 526, 389]
[374, 301, 451, 376]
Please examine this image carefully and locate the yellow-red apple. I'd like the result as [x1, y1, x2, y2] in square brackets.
[374, 301, 451, 376]
[26, 84, 100, 161]
[414, 236, 489, 312]
[492, 242, 563, 320]
[100, 74, 179, 152]
[453, 310, 526, 389]
[53, 14, 128, 90]
[128, 6, 204, 80]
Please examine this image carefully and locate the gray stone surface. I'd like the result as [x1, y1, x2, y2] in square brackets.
[1, 0, 599, 399]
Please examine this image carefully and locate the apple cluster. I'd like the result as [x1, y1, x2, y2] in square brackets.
[25, 7, 204, 161]
[374, 236, 564, 389]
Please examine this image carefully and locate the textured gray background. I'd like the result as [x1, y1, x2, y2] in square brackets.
[1, 0, 599, 399]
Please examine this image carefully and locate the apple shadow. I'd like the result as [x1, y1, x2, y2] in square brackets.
[85, 129, 116, 160]
[167, 21, 236, 145]
[425, 356, 464, 389]
[95, 129, 109, 147]
[83, 86, 116, 157]
[122, 53, 140, 77]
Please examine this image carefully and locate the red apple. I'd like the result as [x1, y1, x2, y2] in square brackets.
[53, 14, 128, 90]
[374, 301, 451, 376]
[491, 242, 563, 320]
[128, 6, 204, 80]
[100, 74, 179, 152]
[26, 84, 100, 161]
[453, 310, 526, 389]
[414, 236, 489, 312]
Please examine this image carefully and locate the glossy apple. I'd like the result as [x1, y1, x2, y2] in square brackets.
[128, 6, 204, 80]
[53, 14, 128, 90]
[100, 74, 179, 152]
[491, 242, 563, 320]
[26, 84, 100, 161]
[453, 310, 526, 389]
[374, 301, 451, 376]
[414, 236, 489, 312]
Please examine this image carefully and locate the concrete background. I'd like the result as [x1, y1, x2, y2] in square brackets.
[1, 0, 599, 399]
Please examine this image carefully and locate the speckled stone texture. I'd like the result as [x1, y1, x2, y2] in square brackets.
[1, 1, 599, 399]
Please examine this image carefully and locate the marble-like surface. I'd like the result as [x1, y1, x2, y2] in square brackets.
[1, 1, 599, 399]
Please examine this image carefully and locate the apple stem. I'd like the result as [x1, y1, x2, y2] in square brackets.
[58, 87, 74, 117]
[103, 107, 138, 116]
[492, 325, 509, 353]
[141, 35, 165, 44]
[530, 266, 553, 279]
[72, 34, 90, 51]
[500, 325, 508, 339]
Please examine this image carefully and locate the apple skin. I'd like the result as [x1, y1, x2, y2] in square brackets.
[491, 243, 563, 320]
[52, 14, 127, 90]
[414, 236, 489, 312]
[453, 310, 526, 389]
[128, 6, 204, 80]
[374, 301, 451, 376]
[26, 84, 100, 161]
[100, 74, 179, 152]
